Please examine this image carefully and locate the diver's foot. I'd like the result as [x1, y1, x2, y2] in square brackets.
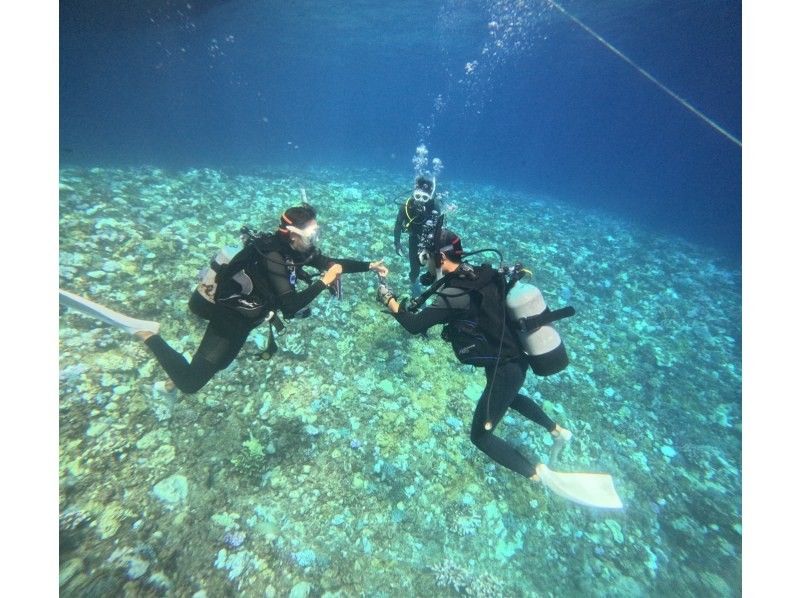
[549, 425, 573, 467]
[531, 463, 546, 483]
[153, 379, 177, 394]
[134, 330, 157, 342]
[551, 424, 572, 442]
[126, 316, 159, 338]
[114, 315, 160, 337]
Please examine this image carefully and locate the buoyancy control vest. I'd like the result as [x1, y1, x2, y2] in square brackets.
[440, 265, 522, 367]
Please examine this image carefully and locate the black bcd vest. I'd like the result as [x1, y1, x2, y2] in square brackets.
[440, 264, 521, 366]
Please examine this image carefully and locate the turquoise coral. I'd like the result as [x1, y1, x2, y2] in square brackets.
[59, 166, 741, 597]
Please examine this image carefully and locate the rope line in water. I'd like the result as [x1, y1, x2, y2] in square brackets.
[546, 0, 742, 147]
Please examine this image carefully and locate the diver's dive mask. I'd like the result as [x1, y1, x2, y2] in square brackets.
[413, 176, 436, 204]
[285, 222, 320, 252]
[413, 189, 432, 203]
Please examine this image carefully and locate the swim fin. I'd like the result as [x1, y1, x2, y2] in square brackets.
[59, 288, 160, 335]
[537, 464, 623, 509]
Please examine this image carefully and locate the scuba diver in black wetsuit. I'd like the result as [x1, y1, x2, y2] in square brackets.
[133, 203, 388, 393]
[374, 223, 623, 509]
[392, 175, 441, 295]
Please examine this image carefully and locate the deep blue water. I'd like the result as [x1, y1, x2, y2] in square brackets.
[60, 0, 741, 264]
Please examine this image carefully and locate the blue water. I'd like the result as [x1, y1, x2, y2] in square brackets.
[60, 0, 741, 264]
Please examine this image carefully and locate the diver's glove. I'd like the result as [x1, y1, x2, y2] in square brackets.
[376, 282, 396, 306]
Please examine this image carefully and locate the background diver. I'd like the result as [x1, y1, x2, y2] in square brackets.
[374, 225, 623, 509]
[392, 175, 441, 295]
[60, 203, 388, 394]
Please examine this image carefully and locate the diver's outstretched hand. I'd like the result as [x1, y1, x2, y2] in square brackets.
[369, 260, 389, 277]
[321, 263, 343, 286]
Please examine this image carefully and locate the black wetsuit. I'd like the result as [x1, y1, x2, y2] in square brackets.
[391, 268, 557, 478]
[393, 197, 440, 284]
[145, 237, 370, 393]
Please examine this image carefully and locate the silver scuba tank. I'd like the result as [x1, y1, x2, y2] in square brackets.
[196, 246, 241, 303]
[506, 282, 570, 376]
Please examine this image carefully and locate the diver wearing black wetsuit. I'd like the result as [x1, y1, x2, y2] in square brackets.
[385, 232, 560, 479]
[393, 176, 441, 289]
[143, 204, 382, 393]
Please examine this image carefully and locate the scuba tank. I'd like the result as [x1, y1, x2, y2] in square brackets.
[196, 246, 241, 304]
[506, 282, 572, 376]
[191, 226, 272, 320]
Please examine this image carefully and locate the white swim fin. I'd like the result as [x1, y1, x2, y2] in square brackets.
[59, 288, 160, 335]
[538, 464, 623, 509]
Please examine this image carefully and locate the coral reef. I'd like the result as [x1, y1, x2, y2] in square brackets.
[59, 166, 741, 596]
[231, 431, 268, 478]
